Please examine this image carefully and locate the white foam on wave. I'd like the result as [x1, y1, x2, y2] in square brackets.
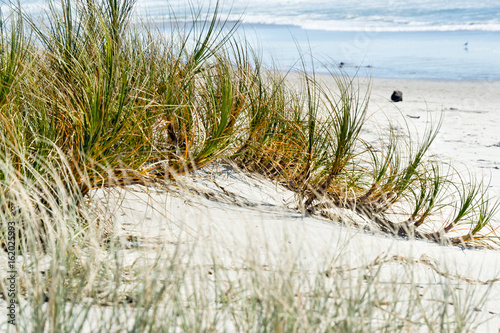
[5, 0, 500, 33]
[235, 15, 500, 32]
[132, 6, 500, 32]
[133, 0, 500, 33]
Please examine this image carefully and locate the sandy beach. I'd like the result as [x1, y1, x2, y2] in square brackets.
[3, 76, 500, 331]
[2, 68, 500, 330]
[366, 78, 500, 194]
[78, 78, 500, 330]
[1, 1, 500, 330]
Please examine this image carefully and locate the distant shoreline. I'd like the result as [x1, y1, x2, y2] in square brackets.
[287, 71, 500, 83]
[238, 25, 500, 81]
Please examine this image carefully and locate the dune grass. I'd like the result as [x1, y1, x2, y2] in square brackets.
[1, 0, 498, 247]
[0, 0, 499, 331]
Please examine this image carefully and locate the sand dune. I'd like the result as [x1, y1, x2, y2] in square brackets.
[91, 77, 500, 330]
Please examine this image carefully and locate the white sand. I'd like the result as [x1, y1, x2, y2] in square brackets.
[83, 78, 500, 330]
[3, 78, 500, 330]
[365, 78, 500, 194]
[95, 157, 500, 330]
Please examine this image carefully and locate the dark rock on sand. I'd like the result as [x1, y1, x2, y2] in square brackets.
[391, 90, 403, 102]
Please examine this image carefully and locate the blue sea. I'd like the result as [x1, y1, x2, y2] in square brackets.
[6, 0, 500, 80]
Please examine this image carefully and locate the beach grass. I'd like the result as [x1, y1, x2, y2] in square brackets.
[0, 0, 499, 331]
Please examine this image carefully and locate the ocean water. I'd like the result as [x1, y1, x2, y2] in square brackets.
[137, 0, 500, 32]
[135, 0, 500, 80]
[6, 0, 500, 80]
